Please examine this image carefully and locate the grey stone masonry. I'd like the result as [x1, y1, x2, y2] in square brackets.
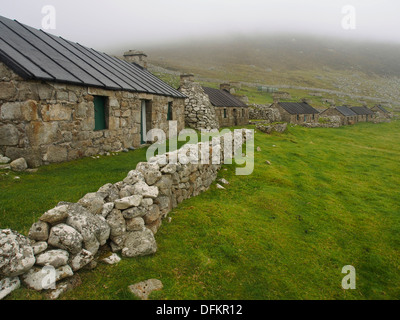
[0, 62, 185, 168]
[179, 75, 219, 131]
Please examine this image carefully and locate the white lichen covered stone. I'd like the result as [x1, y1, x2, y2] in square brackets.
[106, 209, 126, 237]
[101, 202, 114, 218]
[21, 265, 73, 291]
[68, 249, 94, 272]
[133, 181, 159, 199]
[78, 192, 105, 215]
[97, 183, 120, 202]
[47, 224, 83, 255]
[40, 205, 69, 225]
[126, 217, 145, 232]
[218, 178, 229, 185]
[28, 221, 50, 241]
[128, 279, 163, 300]
[35, 249, 69, 268]
[123, 170, 145, 185]
[114, 195, 143, 210]
[122, 229, 157, 258]
[101, 253, 121, 265]
[0, 229, 36, 277]
[136, 162, 162, 186]
[32, 241, 48, 255]
[64, 202, 110, 255]
[0, 277, 20, 300]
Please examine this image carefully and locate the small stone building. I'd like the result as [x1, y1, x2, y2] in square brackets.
[202, 84, 249, 127]
[272, 91, 292, 100]
[320, 106, 358, 125]
[271, 101, 320, 124]
[0, 16, 186, 167]
[371, 105, 391, 119]
[350, 107, 375, 122]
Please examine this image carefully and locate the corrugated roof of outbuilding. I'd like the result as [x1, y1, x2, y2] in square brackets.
[335, 106, 358, 116]
[350, 106, 374, 115]
[0, 15, 186, 98]
[202, 87, 248, 108]
[373, 105, 389, 113]
[277, 102, 319, 115]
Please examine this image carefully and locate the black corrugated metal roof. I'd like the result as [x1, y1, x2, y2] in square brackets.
[350, 106, 374, 115]
[335, 106, 357, 117]
[277, 102, 319, 115]
[374, 105, 389, 113]
[0, 15, 185, 98]
[202, 87, 248, 108]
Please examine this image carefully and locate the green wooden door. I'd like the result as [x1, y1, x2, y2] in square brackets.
[167, 102, 173, 121]
[141, 100, 146, 144]
[94, 96, 106, 131]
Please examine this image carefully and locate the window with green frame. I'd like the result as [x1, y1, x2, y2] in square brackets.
[224, 109, 227, 118]
[167, 102, 173, 121]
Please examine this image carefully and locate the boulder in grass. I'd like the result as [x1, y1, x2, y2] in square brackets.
[10, 158, 27, 172]
[128, 279, 163, 300]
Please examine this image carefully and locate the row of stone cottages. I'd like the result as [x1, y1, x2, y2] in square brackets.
[0, 15, 249, 168]
[256, 100, 391, 126]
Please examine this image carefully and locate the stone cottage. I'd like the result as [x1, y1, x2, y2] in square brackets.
[371, 105, 391, 120]
[0, 15, 186, 168]
[202, 84, 249, 127]
[320, 106, 358, 125]
[270, 101, 320, 124]
[350, 107, 375, 122]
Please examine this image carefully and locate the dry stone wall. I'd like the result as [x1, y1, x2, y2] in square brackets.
[0, 129, 252, 299]
[249, 104, 282, 123]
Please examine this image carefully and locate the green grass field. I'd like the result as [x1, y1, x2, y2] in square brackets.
[2, 121, 400, 300]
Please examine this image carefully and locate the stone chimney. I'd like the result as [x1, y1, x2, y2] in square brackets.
[123, 50, 148, 69]
[180, 74, 195, 86]
[220, 83, 231, 92]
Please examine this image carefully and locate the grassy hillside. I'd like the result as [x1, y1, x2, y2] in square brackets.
[3, 121, 400, 300]
[144, 35, 400, 108]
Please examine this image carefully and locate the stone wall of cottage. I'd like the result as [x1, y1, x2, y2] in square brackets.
[216, 106, 249, 127]
[0, 129, 252, 299]
[0, 62, 185, 168]
[178, 75, 219, 131]
[248, 104, 282, 122]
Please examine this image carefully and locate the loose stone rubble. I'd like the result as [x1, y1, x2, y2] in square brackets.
[256, 123, 288, 134]
[0, 129, 252, 299]
[128, 279, 163, 300]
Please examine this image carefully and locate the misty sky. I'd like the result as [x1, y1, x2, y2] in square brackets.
[1, 0, 399, 54]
